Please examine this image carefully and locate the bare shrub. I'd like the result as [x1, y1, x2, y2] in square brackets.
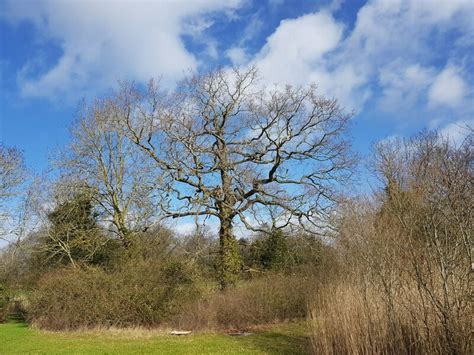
[169, 274, 316, 331]
[28, 260, 200, 330]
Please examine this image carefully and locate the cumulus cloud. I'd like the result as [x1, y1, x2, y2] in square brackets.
[428, 66, 467, 108]
[251, 0, 474, 112]
[378, 62, 435, 112]
[254, 11, 344, 85]
[226, 47, 249, 65]
[439, 120, 473, 146]
[2, 0, 243, 99]
[3, 0, 474, 116]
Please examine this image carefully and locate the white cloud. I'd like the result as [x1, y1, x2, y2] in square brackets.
[3, 0, 243, 99]
[252, 11, 370, 110]
[226, 47, 249, 65]
[346, 0, 474, 58]
[254, 11, 344, 86]
[344, 0, 473, 111]
[250, 0, 474, 113]
[4, 0, 474, 115]
[378, 62, 435, 112]
[428, 66, 467, 108]
[439, 120, 473, 145]
[226, 13, 263, 66]
[167, 217, 219, 236]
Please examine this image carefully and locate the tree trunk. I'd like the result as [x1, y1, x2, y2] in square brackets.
[218, 215, 241, 290]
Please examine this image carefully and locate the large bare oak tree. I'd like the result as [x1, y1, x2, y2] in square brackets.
[113, 67, 353, 288]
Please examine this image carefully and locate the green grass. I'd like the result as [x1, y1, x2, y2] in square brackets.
[0, 321, 310, 354]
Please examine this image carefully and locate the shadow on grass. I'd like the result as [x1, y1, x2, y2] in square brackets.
[5, 316, 28, 327]
[235, 331, 311, 354]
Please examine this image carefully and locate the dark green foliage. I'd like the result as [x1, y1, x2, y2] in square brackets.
[0, 282, 26, 322]
[41, 191, 109, 267]
[241, 230, 335, 275]
[48, 192, 97, 236]
[0, 282, 9, 322]
[240, 230, 290, 272]
[258, 230, 289, 271]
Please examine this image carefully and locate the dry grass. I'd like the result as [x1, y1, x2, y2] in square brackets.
[309, 282, 472, 355]
[36, 325, 175, 340]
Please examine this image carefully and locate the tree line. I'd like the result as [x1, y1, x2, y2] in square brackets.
[1, 67, 353, 289]
[0, 67, 472, 353]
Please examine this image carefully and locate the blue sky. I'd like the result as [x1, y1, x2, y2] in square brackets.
[0, 0, 473, 176]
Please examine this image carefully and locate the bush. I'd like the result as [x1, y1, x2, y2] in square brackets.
[27, 260, 201, 330]
[169, 274, 316, 331]
[0, 283, 27, 322]
[0, 283, 9, 322]
[240, 231, 340, 279]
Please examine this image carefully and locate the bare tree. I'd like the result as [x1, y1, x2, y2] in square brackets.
[118, 67, 353, 288]
[0, 145, 25, 240]
[59, 98, 158, 248]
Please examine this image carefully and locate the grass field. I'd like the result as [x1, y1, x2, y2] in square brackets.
[0, 320, 310, 354]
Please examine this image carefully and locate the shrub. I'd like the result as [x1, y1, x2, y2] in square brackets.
[0, 282, 9, 322]
[169, 274, 316, 331]
[240, 230, 340, 279]
[27, 260, 201, 330]
[248, 230, 291, 272]
[0, 283, 27, 322]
